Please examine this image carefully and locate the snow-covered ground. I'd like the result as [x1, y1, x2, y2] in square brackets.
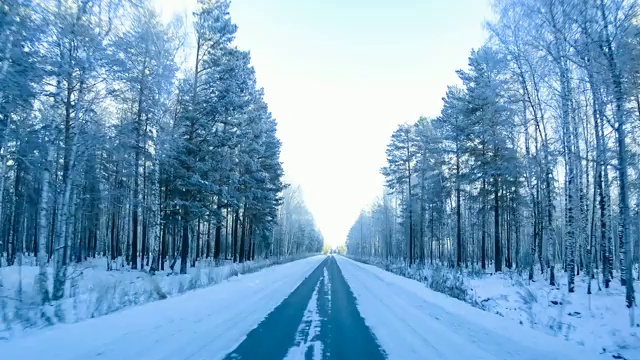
[3, 254, 635, 360]
[337, 256, 609, 360]
[470, 270, 640, 360]
[0, 254, 313, 337]
[346, 256, 639, 360]
[0, 255, 325, 359]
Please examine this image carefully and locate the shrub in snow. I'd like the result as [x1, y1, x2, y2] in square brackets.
[466, 266, 486, 279]
[348, 256, 473, 304]
[427, 265, 471, 303]
[516, 286, 538, 327]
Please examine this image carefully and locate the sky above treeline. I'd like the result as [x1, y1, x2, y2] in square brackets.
[156, 0, 492, 246]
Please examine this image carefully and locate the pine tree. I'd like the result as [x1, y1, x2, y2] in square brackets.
[457, 46, 517, 273]
[381, 124, 419, 266]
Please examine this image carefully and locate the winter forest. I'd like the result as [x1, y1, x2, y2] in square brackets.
[0, 0, 322, 328]
[3, 0, 640, 357]
[346, 0, 639, 328]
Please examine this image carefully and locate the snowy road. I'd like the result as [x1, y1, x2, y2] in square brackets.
[1, 255, 606, 360]
[226, 256, 385, 360]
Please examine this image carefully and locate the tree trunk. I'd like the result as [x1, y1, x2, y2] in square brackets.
[179, 205, 189, 274]
[37, 143, 55, 305]
[597, 0, 634, 314]
[506, 195, 512, 269]
[481, 179, 486, 270]
[493, 176, 501, 273]
[193, 217, 200, 267]
[53, 75, 81, 310]
[456, 151, 462, 268]
[149, 148, 161, 274]
[214, 220, 222, 260]
[232, 209, 239, 263]
[205, 219, 211, 259]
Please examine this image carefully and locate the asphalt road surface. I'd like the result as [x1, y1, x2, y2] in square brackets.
[224, 256, 386, 360]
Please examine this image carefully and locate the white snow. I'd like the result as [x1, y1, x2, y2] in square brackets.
[0, 254, 313, 337]
[0, 255, 325, 360]
[323, 266, 331, 312]
[284, 277, 323, 360]
[470, 271, 640, 359]
[336, 256, 608, 360]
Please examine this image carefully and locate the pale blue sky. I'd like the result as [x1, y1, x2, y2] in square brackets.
[158, 0, 493, 246]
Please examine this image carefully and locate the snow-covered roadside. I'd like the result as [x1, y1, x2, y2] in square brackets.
[0, 254, 314, 338]
[348, 255, 639, 360]
[0, 255, 325, 360]
[337, 256, 606, 360]
[470, 271, 640, 359]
